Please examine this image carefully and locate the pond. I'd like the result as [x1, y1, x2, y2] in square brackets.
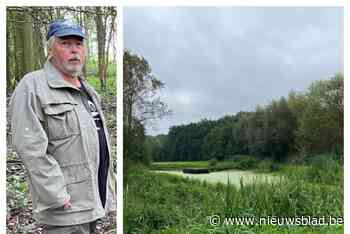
[153, 169, 279, 186]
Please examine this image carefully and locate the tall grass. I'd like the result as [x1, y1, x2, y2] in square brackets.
[124, 155, 343, 233]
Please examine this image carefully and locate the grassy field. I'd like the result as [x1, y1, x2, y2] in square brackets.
[125, 155, 343, 233]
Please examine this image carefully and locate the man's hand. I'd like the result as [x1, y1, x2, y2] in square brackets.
[63, 200, 72, 209]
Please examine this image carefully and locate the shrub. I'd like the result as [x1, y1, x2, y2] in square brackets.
[257, 159, 280, 172]
[233, 155, 260, 170]
[7, 175, 29, 210]
[208, 158, 218, 167]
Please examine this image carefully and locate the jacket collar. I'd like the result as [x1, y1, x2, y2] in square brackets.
[44, 61, 81, 91]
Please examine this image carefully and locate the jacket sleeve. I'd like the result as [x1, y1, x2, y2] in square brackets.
[10, 79, 70, 212]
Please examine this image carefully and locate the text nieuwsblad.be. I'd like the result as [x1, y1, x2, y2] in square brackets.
[222, 216, 343, 226]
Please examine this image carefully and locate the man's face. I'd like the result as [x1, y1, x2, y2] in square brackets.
[50, 36, 85, 77]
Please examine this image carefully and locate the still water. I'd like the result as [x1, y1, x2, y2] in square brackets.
[154, 169, 278, 186]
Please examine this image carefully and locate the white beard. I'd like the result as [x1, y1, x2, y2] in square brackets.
[62, 63, 83, 77]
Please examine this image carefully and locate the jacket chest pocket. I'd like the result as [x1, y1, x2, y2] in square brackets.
[44, 103, 80, 140]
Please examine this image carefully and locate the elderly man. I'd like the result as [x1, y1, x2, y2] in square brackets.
[9, 19, 116, 233]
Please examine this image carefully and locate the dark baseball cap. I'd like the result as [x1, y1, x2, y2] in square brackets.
[47, 19, 85, 40]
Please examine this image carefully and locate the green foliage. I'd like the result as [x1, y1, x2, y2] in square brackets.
[123, 50, 170, 166]
[124, 50, 170, 128]
[208, 158, 218, 167]
[85, 59, 99, 77]
[304, 154, 343, 184]
[166, 119, 215, 161]
[86, 59, 116, 78]
[279, 158, 343, 189]
[151, 157, 276, 172]
[146, 134, 169, 162]
[149, 74, 343, 164]
[202, 125, 229, 161]
[124, 121, 152, 165]
[254, 159, 282, 173]
[7, 175, 29, 209]
[234, 156, 260, 170]
[294, 74, 343, 155]
[85, 60, 116, 96]
[124, 160, 343, 233]
[151, 161, 210, 171]
[7, 7, 116, 93]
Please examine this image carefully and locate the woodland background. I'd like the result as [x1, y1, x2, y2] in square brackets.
[6, 6, 117, 233]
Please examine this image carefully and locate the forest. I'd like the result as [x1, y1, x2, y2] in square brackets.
[148, 74, 343, 164]
[6, 6, 117, 233]
[7, 6, 117, 93]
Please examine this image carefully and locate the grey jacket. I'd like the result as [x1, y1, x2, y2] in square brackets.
[9, 61, 116, 226]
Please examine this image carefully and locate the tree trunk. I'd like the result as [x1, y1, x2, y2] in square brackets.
[95, 7, 106, 91]
[32, 9, 46, 68]
[6, 14, 11, 92]
[22, 9, 34, 73]
[104, 9, 116, 91]
[14, 10, 24, 83]
[83, 9, 90, 78]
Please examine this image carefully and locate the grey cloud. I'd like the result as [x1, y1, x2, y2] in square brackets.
[124, 7, 343, 135]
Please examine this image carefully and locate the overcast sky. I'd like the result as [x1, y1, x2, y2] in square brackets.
[124, 7, 343, 136]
